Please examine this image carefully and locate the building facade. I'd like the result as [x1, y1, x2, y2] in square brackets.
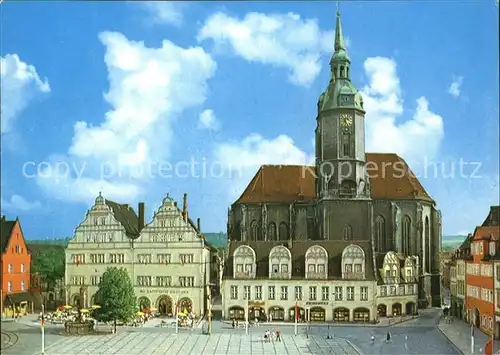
[65, 193, 217, 318]
[1, 217, 34, 317]
[222, 10, 441, 323]
[450, 235, 472, 321]
[465, 206, 500, 337]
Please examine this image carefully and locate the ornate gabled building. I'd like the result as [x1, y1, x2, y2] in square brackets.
[222, 10, 442, 323]
[65, 193, 218, 318]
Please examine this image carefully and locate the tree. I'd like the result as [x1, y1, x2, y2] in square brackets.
[31, 246, 65, 292]
[94, 267, 136, 333]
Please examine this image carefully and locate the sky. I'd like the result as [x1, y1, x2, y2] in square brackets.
[1, 1, 499, 239]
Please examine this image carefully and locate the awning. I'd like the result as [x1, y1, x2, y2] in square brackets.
[4, 292, 35, 305]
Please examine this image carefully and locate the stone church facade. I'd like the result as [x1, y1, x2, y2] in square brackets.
[222, 10, 441, 323]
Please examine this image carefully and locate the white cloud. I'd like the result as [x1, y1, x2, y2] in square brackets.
[137, 2, 183, 26]
[197, 109, 220, 131]
[448, 76, 464, 98]
[1, 195, 41, 211]
[198, 12, 334, 87]
[213, 134, 313, 199]
[1, 54, 50, 134]
[213, 56, 445, 201]
[362, 57, 444, 165]
[37, 31, 216, 203]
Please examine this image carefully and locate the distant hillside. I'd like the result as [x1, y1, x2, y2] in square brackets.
[26, 238, 70, 247]
[442, 235, 468, 251]
[204, 232, 227, 248]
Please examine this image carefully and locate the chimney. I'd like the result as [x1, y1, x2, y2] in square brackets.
[183, 193, 188, 221]
[138, 202, 145, 231]
[197, 218, 201, 231]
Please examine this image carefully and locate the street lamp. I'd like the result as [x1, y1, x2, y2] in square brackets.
[327, 291, 337, 339]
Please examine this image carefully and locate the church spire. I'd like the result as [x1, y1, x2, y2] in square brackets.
[334, 5, 346, 52]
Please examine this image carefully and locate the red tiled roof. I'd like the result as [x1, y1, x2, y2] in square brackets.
[235, 153, 433, 204]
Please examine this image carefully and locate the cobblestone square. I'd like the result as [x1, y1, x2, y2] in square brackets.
[42, 332, 360, 355]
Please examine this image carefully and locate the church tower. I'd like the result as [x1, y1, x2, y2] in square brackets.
[315, 9, 369, 200]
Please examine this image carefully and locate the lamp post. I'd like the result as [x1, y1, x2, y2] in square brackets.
[327, 291, 338, 339]
[206, 282, 214, 335]
[245, 299, 249, 335]
[41, 304, 45, 355]
[175, 295, 180, 335]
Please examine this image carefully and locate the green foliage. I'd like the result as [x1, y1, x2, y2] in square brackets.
[31, 247, 65, 290]
[94, 267, 136, 324]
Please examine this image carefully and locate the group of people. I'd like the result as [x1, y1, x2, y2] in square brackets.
[264, 329, 281, 343]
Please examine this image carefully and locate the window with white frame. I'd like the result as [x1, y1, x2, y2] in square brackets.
[255, 286, 262, 300]
[334, 286, 343, 301]
[8, 264, 12, 273]
[280, 286, 288, 300]
[390, 286, 396, 296]
[137, 276, 152, 286]
[322, 286, 329, 301]
[179, 276, 194, 287]
[244, 286, 251, 300]
[158, 254, 171, 264]
[360, 286, 368, 301]
[21, 264, 25, 273]
[269, 286, 276, 300]
[230, 286, 238, 300]
[380, 286, 387, 296]
[156, 276, 171, 287]
[8, 281, 12, 292]
[309, 286, 317, 300]
[21, 280, 25, 291]
[91, 276, 103, 286]
[180, 254, 194, 264]
[294, 286, 302, 301]
[347, 286, 354, 301]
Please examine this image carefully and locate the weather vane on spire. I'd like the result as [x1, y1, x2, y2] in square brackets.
[336, 1, 340, 13]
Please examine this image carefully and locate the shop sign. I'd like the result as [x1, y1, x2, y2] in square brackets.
[305, 301, 329, 306]
[138, 288, 189, 295]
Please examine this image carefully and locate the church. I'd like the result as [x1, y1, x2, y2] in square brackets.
[222, 10, 441, 323]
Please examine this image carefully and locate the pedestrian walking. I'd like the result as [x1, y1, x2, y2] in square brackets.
[264, 329, 270, 343]
[386, 332, 392, 343]
[276, 329, 281, 342]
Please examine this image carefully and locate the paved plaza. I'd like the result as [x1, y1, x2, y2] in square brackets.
[41, 332, 360, 355]
[1, 309, 469, 355]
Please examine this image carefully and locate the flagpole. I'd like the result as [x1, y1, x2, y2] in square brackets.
[245, 300, 249, 335]
[471, 323, 475, 355]
[175, 296, 179, 334]
[294, 301, 298, 336]
[41, 304, 45, 355]
[492, 270, 495, 355]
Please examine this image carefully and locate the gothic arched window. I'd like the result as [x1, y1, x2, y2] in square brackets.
[402, 215, 411, 255]
[250, 220, 259, 241]
[279, 222, 289, 241]
[268, 223, 277, 241]
[342, 132, 351, 157]
[343, 224, 353, 241]
[375, 216, 386, 252]
[425, 216, 430, 273]
[233, 221, 242, 241]
[340, 66, 345, 78]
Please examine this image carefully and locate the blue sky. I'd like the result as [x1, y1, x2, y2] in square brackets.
[1, 1, 498, 239]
